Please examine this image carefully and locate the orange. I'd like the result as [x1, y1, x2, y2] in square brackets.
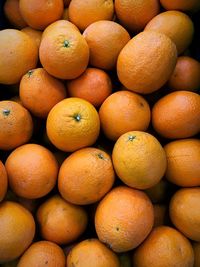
[62, 7, 69, 20]
[5, 143, 59, 199]
[19, 0, 64, 30]
[152, 91, 200, 139]
[68, 0, 114, 31]
[0, 101, 33, 150]
[67, 67, 112, 107]
[169, 187, 200, 241]
[193, 242, 200, 267]
[46, 98, 100, 152]
[17, 241, 65, 267]
[112, 131, 167, 189]
[145, 179, 169, 203]
[67, 239, 120, 267]
[153, 204, 167, 228]
[144, 11, 194, 54]
[58, 147, 115, 205]
[0, 161, 8, 202]
[115, 0, 160, 32]
[21, 27, 42, 48]
[37, 195, 88, 245]
[0, 29, 38, 85]
[0, 201, 35, 263]
[95, 186, 154, 252]
[3, 0, 27, 29]
[117, 31, 177, 94]
[160, 0, 200, 12]
[164, 139, 200, 187]
[39, 20, 89, 79]
[83, 20, 130, 70]
[99, 90, 151, 141]
[168, 56, 200, 91]
[133, 226, 194, 267]
[19, 68, 67, 118]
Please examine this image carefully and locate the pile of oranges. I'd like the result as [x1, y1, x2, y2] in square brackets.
[0, 0, 200, 266]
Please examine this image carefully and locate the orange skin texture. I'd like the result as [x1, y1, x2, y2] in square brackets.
[39, 20, 89, 79]
[68, 0, 114, 31]
[58, 147, 115, 205]
[115, 0, 160, 32]
[164, 139, 200, 187]
[153, 204, 167, 228]
[5, 143, 59, 199]
[95, 186, 154, 252]
[170, 188, 200, 242]
[46, 98, 100, 152]
[133, 226, 194, 267]
[117, 31, 177, 94]
[67, 239, 120, 267]
[37, 195, 88, 245]
[0, 101, 33, 150]
[145, 11, 194, 54]
[160, 0, 200, 12]
[168, 56, 200, 91]
[0, 201, 35, 263]
[17, 241, 66, 267]
[83, 20, 130, 70]
[3, 0, 27, 29]
[0, 29, 38, 85]
[193, 242, 200, 267]
[19, 0, 64, 30]
[99, 90, 151, 141]
[0, 161, 8, 202]
[19, 68, 67, 118]
[112, 131, 167, 190]
[21, 27, 42, 48]
[67, 67, 112, 107]
[152, 91, 200, 139]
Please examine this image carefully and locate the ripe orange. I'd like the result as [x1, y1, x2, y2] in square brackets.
[95, 186, 154, 252]
[0, 101, 33, 150]
[37, 195, 88, 245]
[67, 67, 112, 107]
[164, 139, 200, 187]
[67, 239, 120, 267]
[17, 241, 66, 267]
[117, 31, 177, 94]
[115, 0, 160, 32]
[152, 91, 200, 139]
[133, 226, 194, 267]
[0, 29, 38, 85]
[193, 242, 200, 267]
[39, 20, 89, 79]
[0, 201, 35, 263]
[19, 0, 64, 30]
[3, 0, 27, 29]
[19, 68, 67, 118]
[46, 98, 100, 152]
[68, 0, 114, 31]
[83, 20, 130, 70]
[5, 143, 59, 199]
[99, 90, 151, 141]
[160, 0, 200, 12]
[145, 11, 194, 54]
[112, 131, 167, 189]
[58, 147, 115, 204]
[0, 161, 8, 202]
[169, 187, 200, 241]
[168, 56, 200, 91]
[21, 27, 42, 48]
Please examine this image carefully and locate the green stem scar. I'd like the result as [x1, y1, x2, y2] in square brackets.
[63, 40, 70, 48]
[2, 109, 10, 116]
[27, 70, 33, 77]
[73, 114, 81, 122]
[97, 153, 104, 160]
[128, 135, 136, 141]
